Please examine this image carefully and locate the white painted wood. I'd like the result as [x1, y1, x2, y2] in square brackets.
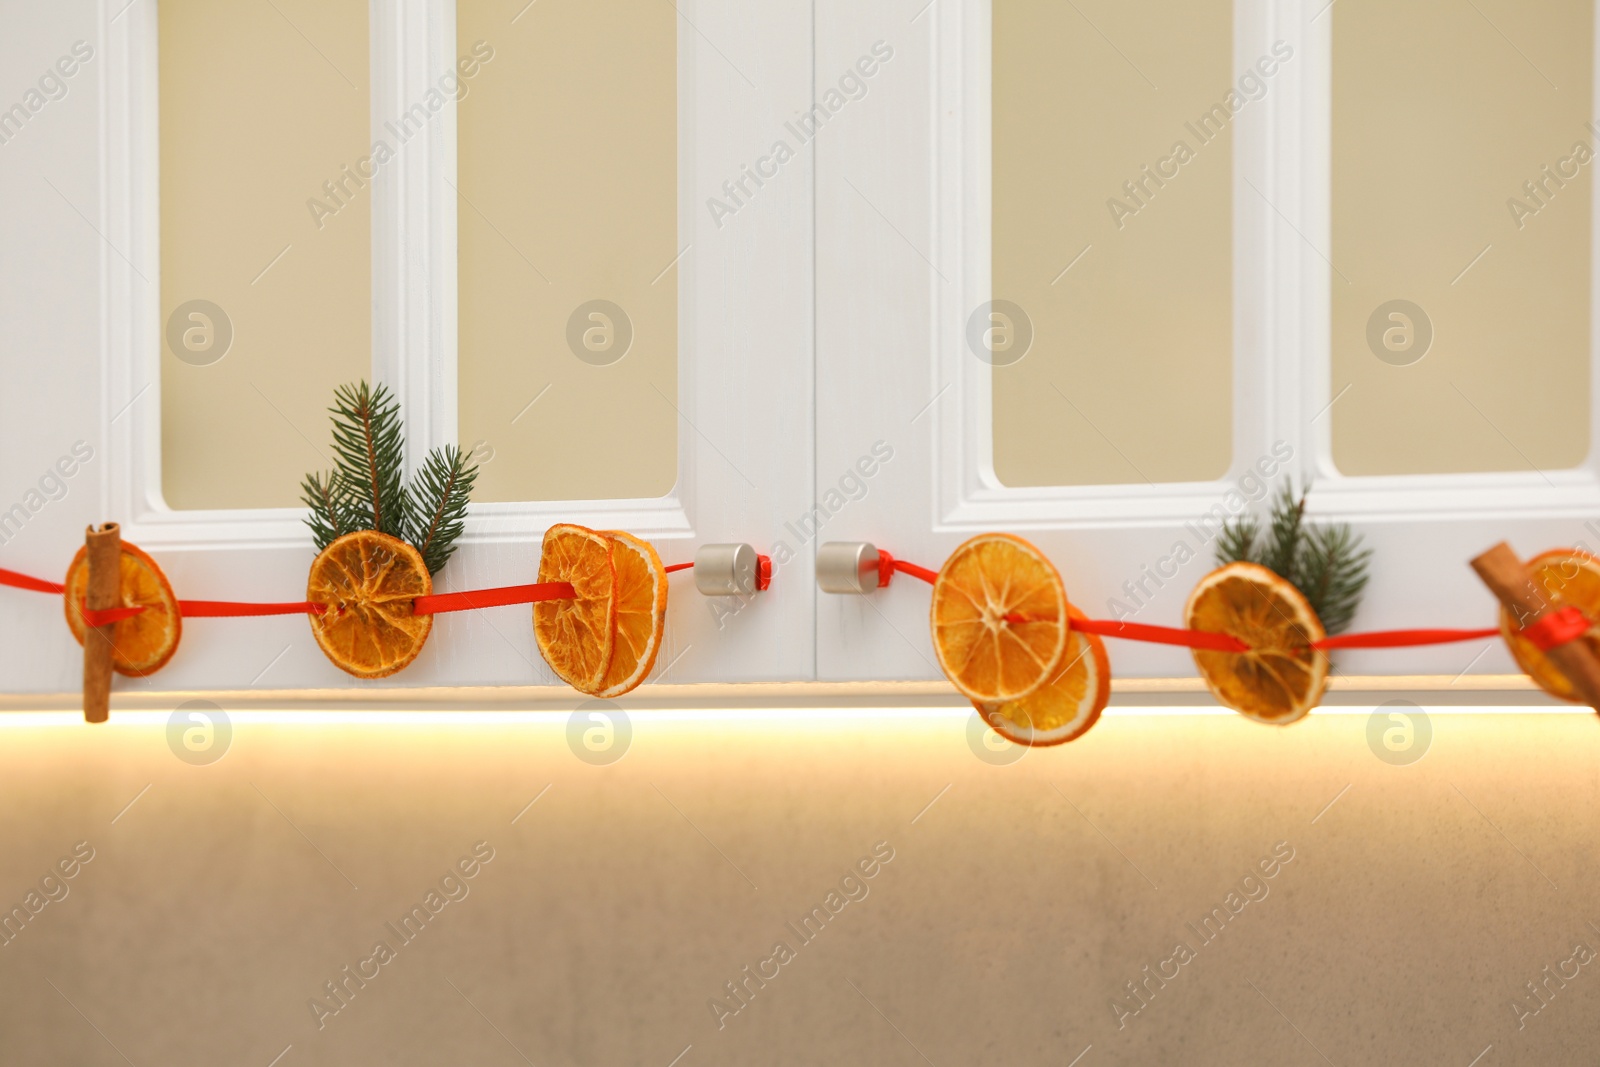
[0, 0, 108, 691]
[0, 0, 815, 693]
[373, 0, 457, 480]
[815, 0, 1600, 683]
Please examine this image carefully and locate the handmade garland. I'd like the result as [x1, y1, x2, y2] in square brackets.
[871, 528, 1600, 746]
[26, 516, 685, 713]
[3, 413, 1597, 738]
[7, 534, 1593, 734]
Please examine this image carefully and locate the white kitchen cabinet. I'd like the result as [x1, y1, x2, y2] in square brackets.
[1, 0, 1596, 696]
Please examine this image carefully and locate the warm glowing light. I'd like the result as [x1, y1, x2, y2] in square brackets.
[0, 704, 1584, 729]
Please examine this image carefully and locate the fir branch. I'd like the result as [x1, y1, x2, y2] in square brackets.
[1296, 524, 1372, 635]
[1215, 513, 1260, 565]
[328, 380, 408, 540]
[1211, 479, 1372, 635]
[300, 470, 353, 552]
[1259, 482, 1307, 587]
[301, 382, 476, 575]
[406, 445, 478, 575]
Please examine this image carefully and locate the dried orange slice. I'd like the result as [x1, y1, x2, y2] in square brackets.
[534, 523, 617, 693]
[1185, 561, 1327, 724]
[307, 531, 432, 679]
[975, 604, 1110, 746]
[594, 531, 667, 698]
[1499, 547, 1600, 702]
[931, 532, 1069, 704]
[63, 542, 181, 676]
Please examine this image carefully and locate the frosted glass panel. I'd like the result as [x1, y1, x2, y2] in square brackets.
[991, 0, 1233, 487]
[1331, 0, 1591, 475]
[160, 0, 371, 510]
[457, 0, 678, 502]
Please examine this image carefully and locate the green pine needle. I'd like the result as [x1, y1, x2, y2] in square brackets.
[328, 380, 409, 540]
[1212, 480, 1370, 635]
[1259, 482, 1307, 588]
[301, 380, 478, 574]
[1298, 524, 1372, 636]
[1215, 512, 1260, 565]
[300, 470, 353, 553]
[406, 445, 478, 575]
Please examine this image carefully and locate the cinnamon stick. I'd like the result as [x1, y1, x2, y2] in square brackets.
[82, 523, 120, 724]
[1471, 541, 1600, 711]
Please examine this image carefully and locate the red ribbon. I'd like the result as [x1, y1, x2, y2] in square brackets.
[1311, 627, 1500, 650]
[1070, 616, 1250, 653]
[180, 600, 327, 617]
[663, 556, 772, 589]
[80, 606, 147, 627]
[4, 552, 722, 626]
[0, 567, 64, 595]
[9, 546, 1587, 656]
[1519, 606, 1592, 652]
[413, 582, 576, 615]
[878, 551, 1538, 655]
[72, 586, 576, 624]
[875, 550, 939, 589]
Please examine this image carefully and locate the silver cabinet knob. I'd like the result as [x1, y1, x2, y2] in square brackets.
[816, 541, 881, 594]
[694, 543, 770, 596]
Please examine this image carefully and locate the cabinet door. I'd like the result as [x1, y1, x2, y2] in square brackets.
[0, 0, 814, 693]
[816, 0, 1600, 682]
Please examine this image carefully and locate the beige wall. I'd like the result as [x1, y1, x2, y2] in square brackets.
[1332, 0, 1592, 475]
[991, 0, 1233, 487]
[1, 708, 1595, 1064]
[160, 0, 371, 510]
[456, 0, 678, 503]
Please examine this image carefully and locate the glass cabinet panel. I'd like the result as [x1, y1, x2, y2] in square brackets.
[991, 0, 1234, 487]
[1331, 0, 1591, 475]
[160, 0, 371, 509]
[457, 0, 679, 503]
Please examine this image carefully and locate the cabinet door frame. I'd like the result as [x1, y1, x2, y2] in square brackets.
[58, 0, 818, 694]
[815, 0, 1600, 684]
[106, 0, 701, 551]
[936, 0, 1280, 532]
